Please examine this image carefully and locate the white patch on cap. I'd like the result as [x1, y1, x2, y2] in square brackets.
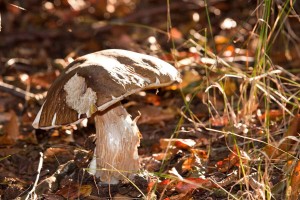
[51, 113, 57, 126]
[64, 73, 97, 117]
[65, 49, 181, 87]
[155, 77, 160, 84]
[32, 101, 46, 129]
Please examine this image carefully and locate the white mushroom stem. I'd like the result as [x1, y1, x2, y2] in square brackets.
[93, 102, 140, 184]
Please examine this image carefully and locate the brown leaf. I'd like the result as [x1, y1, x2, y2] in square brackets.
[152, 151, 174, 161]
[44, 146, 74, 164]
[159, 138, 196, 150]
[113, 194, 132, 200]
[216, 153, 239, 172]
[148, 179, 174, 193]
[175, 177, 215, 193]
[56, 184, 92, 199]
[288, 160, 300, 200]
[177, 70, 201, 89]
[145, 93, 161, 106]
[215, 35, 230, 45]
[258, 109, 283, 121]
[138, 105, 176, 126]
[190, 149, 208, 160]
[224, 78, 237, 96]
[165, 192, 193, 200]
[264, 114, 300, 158]
[209, 115, 229, 127]
[216, 147, 249, 172]
[0, 110, 20, 145]
[182, 157, 195, 172]
[30, 71, 59, 89]
[169, 28, 183, 40]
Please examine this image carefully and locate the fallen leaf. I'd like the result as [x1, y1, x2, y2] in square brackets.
[258, 109, 283, 121]
[177, 70, 201, 90]
[30, 71, 59, 89]
[215, 35, 229, 45]
[165, 192, 193, 200]
[182, 157, 195, 171]
[56, 184, 92, 199]
[182, 149, 207, 172]
[145, 93, 161, 106]
[264, 114, 300, 158]
[0, 110, 20, 145]
[216, 154, 239, 173]
[113, 193, 132, 200]
[209, 115, 229, 127]
[190, 149, 208, 160]
[138, 105, 176, 126]
[216, 147, 250, 172]
[224, 78, 237, 96]
[288, 160, 300, 200]
[44, 146, 74, 164]
[169, 27, 183, 40]
[175, 177, 215, 193]
[148, 179, 175, 193]
[159, 138, 196, 150]
[160, 51, 199, 63]
[222, 45, 235, 57]
[153, 152, 173, 161]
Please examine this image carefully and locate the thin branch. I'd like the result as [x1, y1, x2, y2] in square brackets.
[0, 81, 46, 101]
[25, 152, 44, 200]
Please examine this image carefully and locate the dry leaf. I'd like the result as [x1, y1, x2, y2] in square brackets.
[30, 71, 59, 89]
[258, 109, 283, 121]
[153, 152, 174, 161]
[177, 70, 201, 89]
[175, 177, 215, 193]
[159, 138, 196, 150]
[215, 35, 229, 45]
[182, 157, 195, 171]
[210, 115, 229, 127]
[288, 160, 300, 200]
[224, 78, 237, 96]
[165, 192, 193, 200]
[182, 149, 208, 172]
[113, 194, 132, 200]
[138, 105, 176, 125]
[145, 93, 161, 106]
[264, 114, 300, 158]
[169, 28, 183, 40]
[56, 184, 92, 199]
[0, 110, 20, 145]
[216, 153, 239, 172]
[216, 148, 250, 172]
[44, 147, 74, 164]
[148, 179, 174, 193]
[190, 149, 208, 160]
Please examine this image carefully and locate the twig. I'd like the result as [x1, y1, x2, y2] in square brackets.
[32, 160, 76, 195]
[0, 81, 46, 101]
[25, 152, 44, 200]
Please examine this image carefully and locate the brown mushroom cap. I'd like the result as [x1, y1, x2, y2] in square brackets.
[33, 49, 181, 129]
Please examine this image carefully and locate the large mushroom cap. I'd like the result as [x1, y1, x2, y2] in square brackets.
[33, 49, 181, 129]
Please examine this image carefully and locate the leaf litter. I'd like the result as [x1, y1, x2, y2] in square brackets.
[0, 0, 299, 199]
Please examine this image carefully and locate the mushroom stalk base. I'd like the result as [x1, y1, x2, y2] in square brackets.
[94, 103, 140, 184]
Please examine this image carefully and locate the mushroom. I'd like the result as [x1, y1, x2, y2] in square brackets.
[32, 49, 181, 184]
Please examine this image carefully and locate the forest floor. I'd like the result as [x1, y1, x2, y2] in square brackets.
[0, 1, 300, 199]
